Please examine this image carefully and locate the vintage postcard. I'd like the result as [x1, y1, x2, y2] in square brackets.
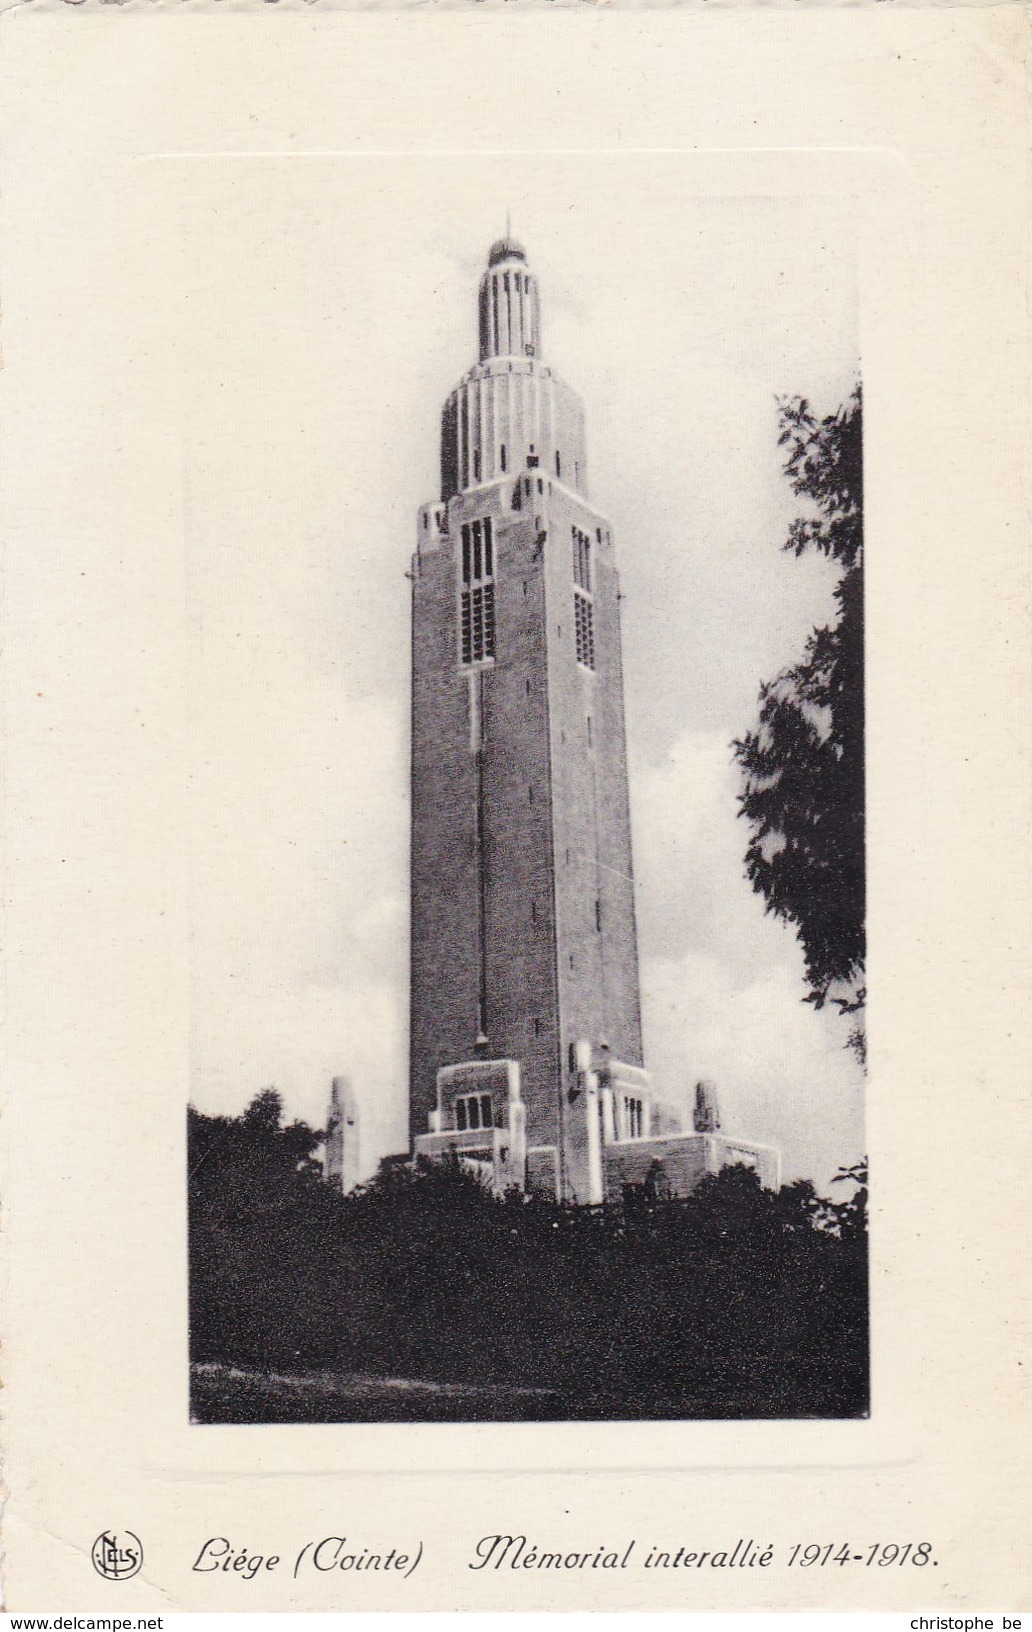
[1, 1, 1028, 1613]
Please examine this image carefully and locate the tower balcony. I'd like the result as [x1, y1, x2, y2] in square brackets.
[414, 1057, 527, 1194]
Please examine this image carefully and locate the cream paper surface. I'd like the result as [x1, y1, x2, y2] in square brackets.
[2, 4, 1029, 1612]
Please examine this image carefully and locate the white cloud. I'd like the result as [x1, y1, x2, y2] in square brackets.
[189, 683, 409, 1174]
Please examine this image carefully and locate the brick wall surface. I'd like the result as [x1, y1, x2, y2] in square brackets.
[603, 1138, 710, 1204]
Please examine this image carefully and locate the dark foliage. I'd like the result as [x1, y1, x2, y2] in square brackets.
[734, 387, 864, 1051]
[189, 1094, 868, 1423]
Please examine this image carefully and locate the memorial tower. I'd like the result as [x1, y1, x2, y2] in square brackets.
[409, 238, 649, 1202]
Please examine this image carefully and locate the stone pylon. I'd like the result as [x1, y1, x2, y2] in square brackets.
[324, 1075, 360, 1194]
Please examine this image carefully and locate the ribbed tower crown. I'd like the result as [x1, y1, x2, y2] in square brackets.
[479, 238, 541, 361]
[440, 240, 587, 502]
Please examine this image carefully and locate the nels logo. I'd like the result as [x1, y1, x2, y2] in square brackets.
[91, 1531, 143, 1581]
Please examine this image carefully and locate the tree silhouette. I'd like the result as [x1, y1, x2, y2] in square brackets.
[190, 1106, 868, 1423]
[734, 387, 864, 1055]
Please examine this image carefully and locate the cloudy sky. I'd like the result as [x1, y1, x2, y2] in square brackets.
[177, 157, 863, 1191]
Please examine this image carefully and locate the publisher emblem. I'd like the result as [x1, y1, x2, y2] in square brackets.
[91, 1531, 143, 1580]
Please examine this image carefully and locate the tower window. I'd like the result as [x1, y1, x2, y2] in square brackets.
[455, 1092, 494, 1132]
[500, 444, 507, 473]
[624, 1097, 644, 1139]
[473, 449, 480, 481]
[574, 591, 595, 670]
[572, 526, 592, 592]
[595, 898, 602, 932]
[460, 517, 495, 664]
[555, 450, 562, 477]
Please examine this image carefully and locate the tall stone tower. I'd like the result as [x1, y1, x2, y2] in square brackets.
[409, 238, 648, 1203]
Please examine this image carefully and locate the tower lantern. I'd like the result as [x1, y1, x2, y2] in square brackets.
[479, 237, 542, 362]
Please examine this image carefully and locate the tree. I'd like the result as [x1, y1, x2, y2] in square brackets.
[733, 387, 864, 1055]
[188, 1090, 335, 1371]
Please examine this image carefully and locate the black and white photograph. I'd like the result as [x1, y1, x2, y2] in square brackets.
[184, 174, 867, 1425]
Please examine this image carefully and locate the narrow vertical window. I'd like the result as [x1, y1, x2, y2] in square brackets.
[572, 526, 592, 592]
[575, 592, 595, 670]
[555, 450, 562, 478]
[573, 527, 595, 670]
[460, 392, 469, 487]
[473, 449, 480, 481]
[460, 518, 495, 665]
[500, 444, 507, 473]
[595, 898, 602, 932]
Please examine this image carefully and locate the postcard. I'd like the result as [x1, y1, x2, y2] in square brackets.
[1, 1, 1028, 1611]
